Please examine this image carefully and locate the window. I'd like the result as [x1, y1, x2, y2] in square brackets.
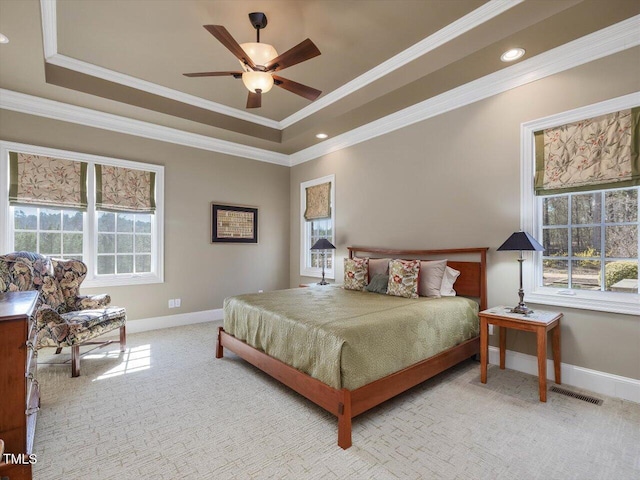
[300, 175, 335, 279]
[96, 212, 153, 275]
[521, 95, 639, 315]
[13, 206, 84, 260]
[309, 218, 333, 271]
[540, 188, 638, 292]
[1, 141, 164, 287]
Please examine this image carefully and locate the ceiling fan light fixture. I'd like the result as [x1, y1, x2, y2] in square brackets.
[239, 42, 278, 69]
[500, 48, 525, 62]
[0, 33, 9, 44]
[242, 71, 274, 93]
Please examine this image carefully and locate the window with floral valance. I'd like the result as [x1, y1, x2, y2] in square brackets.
[304, 181, 331, 221]
[9, 151, 88, 210]
[96, 165, 156, 213]
[2, 141, 164, 288]
[534, 108, 639, 196]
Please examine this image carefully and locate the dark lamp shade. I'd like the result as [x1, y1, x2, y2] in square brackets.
[310, 238, 336, 250]
[497, 231, 544, 252]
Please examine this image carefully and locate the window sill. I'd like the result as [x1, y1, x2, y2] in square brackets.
[527, 290, 639, 316]
[83, 273, 163, 289]
[300, 267, 335, 280]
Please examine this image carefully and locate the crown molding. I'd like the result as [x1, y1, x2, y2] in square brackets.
[38, 0, 521, 131]
[290, 15, 640, 166]
[0, 89, 290, 166]
[279, 0, 524, 128]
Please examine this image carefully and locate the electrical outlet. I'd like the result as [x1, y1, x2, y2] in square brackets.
[258, 290, 264, 293]
[175, 298, 181, 308]
[489, 325, 494, 335]
[168, 299, 175, 308]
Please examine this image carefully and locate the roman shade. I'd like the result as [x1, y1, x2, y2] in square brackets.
[304, 181, 331, 220]
[96, 164, 156, 213]
[9, 151, 88, 210]
[534, 108, 640, 195]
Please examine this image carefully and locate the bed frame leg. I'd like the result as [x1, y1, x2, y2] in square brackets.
[337, 389, 352, 449]
[216, 327, 224, 359]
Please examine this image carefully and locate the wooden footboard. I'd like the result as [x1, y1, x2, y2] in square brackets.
[216, 326, 479, 449]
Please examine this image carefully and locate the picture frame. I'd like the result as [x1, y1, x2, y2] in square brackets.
[211, 203, 258, 244]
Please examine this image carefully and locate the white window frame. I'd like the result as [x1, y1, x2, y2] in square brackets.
[0, 141, 164, 288]
[300, 174, 335, 279]
[520, 93, 640, 316]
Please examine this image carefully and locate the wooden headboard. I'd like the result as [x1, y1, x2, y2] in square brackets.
[347, 246, 488, 311]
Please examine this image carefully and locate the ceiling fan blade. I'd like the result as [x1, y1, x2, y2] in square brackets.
[272, 75, 321, 101]
[183, 71, 243, 78]
[203, 25, 256, 70]
[264, 39, 321, 72]
[246, 90, 262, 109]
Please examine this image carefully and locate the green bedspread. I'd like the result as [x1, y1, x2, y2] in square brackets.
[223, 287, 479, 390]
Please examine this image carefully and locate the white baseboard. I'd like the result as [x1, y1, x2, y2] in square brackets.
[102, 308, 222, 338]
[488, 346, 640, 404]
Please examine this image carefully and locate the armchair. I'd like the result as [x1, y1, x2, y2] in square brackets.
[0, 252, 126, 377]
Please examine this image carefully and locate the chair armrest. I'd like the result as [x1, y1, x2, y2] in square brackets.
[35, 305, 65, 328]
[75, 294, 111, 310]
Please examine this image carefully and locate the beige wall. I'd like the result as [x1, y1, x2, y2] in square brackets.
[290, 48, 640, 380]
[0, 109, 291, 321]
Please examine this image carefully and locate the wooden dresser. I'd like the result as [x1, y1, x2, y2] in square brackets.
[0, 291, 39, 480]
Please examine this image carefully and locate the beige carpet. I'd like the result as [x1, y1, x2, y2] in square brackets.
[33, 322, 640, 480]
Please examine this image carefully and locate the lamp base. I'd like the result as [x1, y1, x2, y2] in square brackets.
[511, 303, 534, 315]
[317, 280, 329, 285]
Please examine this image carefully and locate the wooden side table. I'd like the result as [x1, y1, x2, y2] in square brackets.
[480, 306, 562, 402]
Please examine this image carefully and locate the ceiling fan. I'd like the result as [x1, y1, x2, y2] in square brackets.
[184, 12, 322, 109]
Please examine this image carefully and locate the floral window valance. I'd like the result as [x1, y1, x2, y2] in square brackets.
[534, 108, 640, 195]
[96, 165, 156, 213]
[304, 182, 331, 220]
[9, 151, 88, 210]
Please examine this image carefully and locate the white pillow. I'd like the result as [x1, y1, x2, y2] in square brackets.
[418, 260, 447, 297]
[440, 266, 461, 296]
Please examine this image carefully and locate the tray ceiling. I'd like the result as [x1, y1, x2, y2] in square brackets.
[0, 0, 639, 157]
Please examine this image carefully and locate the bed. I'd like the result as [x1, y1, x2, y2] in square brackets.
[216, 246, 488, 449]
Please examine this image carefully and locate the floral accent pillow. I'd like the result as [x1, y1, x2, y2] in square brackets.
[387, 259, 420, 299]
[344, 257, 369, 291]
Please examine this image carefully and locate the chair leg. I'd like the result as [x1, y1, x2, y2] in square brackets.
[71, 345, 80, 377]
[55, 347, 63, 354]
[120, 325, 127, 352]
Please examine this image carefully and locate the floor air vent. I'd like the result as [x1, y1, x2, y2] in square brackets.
[550, 386, 603, 405]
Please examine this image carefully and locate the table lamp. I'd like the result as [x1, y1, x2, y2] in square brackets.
[310, 238, 336, 285]
[497, 231, 544, 314]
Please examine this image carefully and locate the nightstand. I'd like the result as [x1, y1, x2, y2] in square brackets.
[479, 306, 562, 402]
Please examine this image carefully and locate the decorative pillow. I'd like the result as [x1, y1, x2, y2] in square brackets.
[344, 257, 369, 291]
[368, 258, 391, 278]
[365, 274, 389, 294]
[387, 259, 420, 299]
[418, 259, 448, 297]
[440, 266, 461, 297]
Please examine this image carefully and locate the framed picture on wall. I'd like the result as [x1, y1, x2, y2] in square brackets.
[211, 203, 258, 244]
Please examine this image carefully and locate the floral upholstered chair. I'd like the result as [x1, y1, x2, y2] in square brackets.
[0, 252, 126, 377]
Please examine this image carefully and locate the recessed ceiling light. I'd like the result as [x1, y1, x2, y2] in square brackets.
[316, 133, 328, 139]
[0, 34, 9, 44]
[500, 48, 525, 62]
